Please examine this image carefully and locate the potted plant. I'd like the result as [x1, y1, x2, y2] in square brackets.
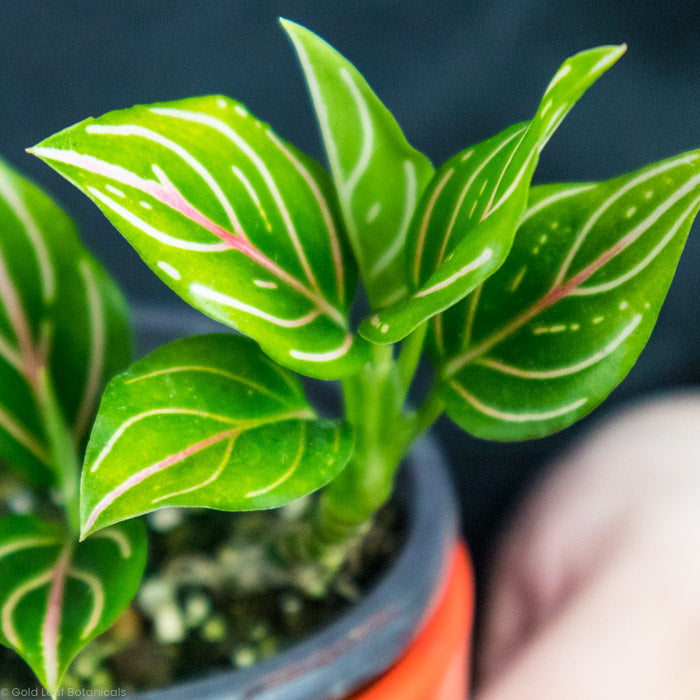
[1, 17, 698, 698]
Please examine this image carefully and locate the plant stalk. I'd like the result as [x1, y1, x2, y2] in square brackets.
[397, 322, 428, 399]
[279, 330, 443, 587]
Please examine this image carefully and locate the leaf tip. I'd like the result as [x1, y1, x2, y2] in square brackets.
[25, 145, 44, 161]
[25, 144, 48, 162]
[564, 42, 627, 79]
[278, 16, 301, 36]
[79, 520, 95, 541]
[279, 17, 319, 47]
[609, 42, 627, 62]
[596, 42, 627, 68]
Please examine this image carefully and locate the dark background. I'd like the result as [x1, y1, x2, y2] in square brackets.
[2, 1, 698, 579]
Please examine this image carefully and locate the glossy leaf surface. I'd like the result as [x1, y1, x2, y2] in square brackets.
[31, 96, 368, 379]
[81, 334, 352, 537]
[0, 159, 131, 487]
[360, 44, 626, 343]
[438, 151, 700, 440]
[282, 19, 435, 309]
[0, 515, 146, 694]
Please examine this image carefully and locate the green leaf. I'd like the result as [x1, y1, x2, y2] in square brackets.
[0, 159, 131, 488]
[359, 44, 626, 344]
[80, 334, 353, 537]
[0, 514, 146, 695]
[30, 96, 369, 380]
[281, 19, 435, 310]
[438, 150, 700, 440]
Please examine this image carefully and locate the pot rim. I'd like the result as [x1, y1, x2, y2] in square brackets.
[134, 435, 459, 700]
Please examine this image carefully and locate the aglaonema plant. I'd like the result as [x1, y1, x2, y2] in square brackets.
[0, 158, 146, 696]
[1, 16, 696, 696]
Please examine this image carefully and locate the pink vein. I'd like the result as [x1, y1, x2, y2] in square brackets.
[446, 257, 612, 375]
[0, 247, 43, 391]
[31, 149, 343, 325]
[83, 428, 239, 535]
[42, 547, 71, 691]
[446, 191, 698, 375]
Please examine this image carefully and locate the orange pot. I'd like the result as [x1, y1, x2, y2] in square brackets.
[354, 542, 474, 699]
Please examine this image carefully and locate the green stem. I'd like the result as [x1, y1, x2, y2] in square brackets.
[314, 345, 400, 541]
[36, 367, 81, 536]
[397, 322, 428, 399]
[279, 326, 447, 590]
[314, 336, 443, 549]
[406, 386, 444, 443]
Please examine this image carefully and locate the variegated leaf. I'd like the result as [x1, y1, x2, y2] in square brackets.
[359, 44, 626, 344]
[0, 514, 146, 695]
[438, 150, 700, 440]
[282, 19, 435, 309]
[31, 96, 368, 380]
[0, 158, 131, 487]
[81, 334, 352, 537]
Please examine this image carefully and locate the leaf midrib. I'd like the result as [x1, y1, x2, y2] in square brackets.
[31, 146, 347, 329]
[444, 182, 700, 377]
[83, 407, 317, 534]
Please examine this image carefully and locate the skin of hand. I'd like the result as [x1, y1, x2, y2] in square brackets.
[475, 391, 700, 700]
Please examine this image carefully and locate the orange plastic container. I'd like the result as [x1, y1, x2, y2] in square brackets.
[355, 542, 474, 699]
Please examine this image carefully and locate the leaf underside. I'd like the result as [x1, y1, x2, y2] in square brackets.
[437, 150, 700, 440]
[81, 334, 353, 537]
[0, 158, 131, 487]
[359, 43, 627, 344]
[0, 515, 146, 694]
[282, 18, 435, 310]
[31, 95, 369, 380]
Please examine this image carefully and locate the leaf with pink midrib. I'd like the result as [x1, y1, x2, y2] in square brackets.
[0, 158, 131, 488]
[81, 333, 353, 537]
[31, 96, 368, 379]
[0, 515, 146, 695]
[438, 150, 700, 440]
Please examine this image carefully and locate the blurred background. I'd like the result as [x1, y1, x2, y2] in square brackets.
[1, 0, 698, 587]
